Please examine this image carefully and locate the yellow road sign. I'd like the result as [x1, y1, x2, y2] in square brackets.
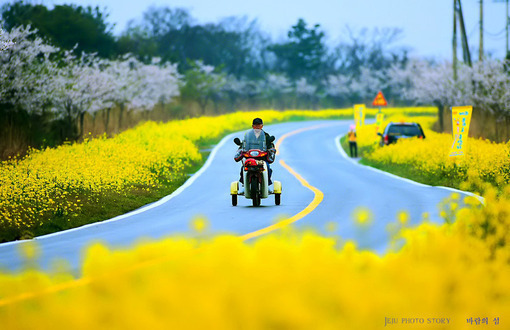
[372, 91, 387, 107]
[449, 106, 473, 157]
[353, 104, 365, 127]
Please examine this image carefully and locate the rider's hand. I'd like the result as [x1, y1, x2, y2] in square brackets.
[267, 148, 276, 163]
[234, 149, 243, 162]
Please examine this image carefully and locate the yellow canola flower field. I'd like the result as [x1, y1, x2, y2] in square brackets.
[0, 108, 433, 241]
[0, 192, 509, 330]
[0, 129, 200, 238]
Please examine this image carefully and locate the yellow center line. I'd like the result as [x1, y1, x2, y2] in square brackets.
[240, 124, 327, 241]
[0, 123, 329, 307]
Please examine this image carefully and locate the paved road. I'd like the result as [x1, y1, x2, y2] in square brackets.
[0, 120, 463, 274]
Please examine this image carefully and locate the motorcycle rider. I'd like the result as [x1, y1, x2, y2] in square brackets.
[235, 117, 276, 193]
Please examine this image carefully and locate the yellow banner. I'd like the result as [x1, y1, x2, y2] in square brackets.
[449, 106, 473, 157]
[353, 104, 365, 127]
[375, 112, 385, 133]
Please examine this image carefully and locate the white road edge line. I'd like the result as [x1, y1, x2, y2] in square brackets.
[334, 133, 485, 205]
[0, 132, 238, 247]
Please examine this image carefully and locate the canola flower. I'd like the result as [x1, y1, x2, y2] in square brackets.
[0, 107, 434, 242]
[0, 187, 508, 329]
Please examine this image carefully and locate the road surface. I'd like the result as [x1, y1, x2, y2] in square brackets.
[0, 120, 466, 274]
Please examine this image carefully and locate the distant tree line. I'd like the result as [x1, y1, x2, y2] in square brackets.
[1, 1, 509, 158]
[1, 1, 411, 107]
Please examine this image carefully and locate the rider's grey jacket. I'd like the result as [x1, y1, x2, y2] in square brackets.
[234, 129, 276, 163]
[243, 129, 267, 151]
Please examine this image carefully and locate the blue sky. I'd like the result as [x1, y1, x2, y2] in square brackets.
[38, 0, 509, 59]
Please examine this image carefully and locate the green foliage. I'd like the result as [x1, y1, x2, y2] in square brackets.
[269, 19, 329, 83]
[1, 1, 116, 58]
[116, 26, 158, 62]
[119, 6, 264, 77]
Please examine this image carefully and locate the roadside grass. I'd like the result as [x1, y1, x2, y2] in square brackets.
[32, 179, 188, 238]
[340, 118, 509, 193]
[339, 135, 374, 159]
[358, 158, 464, 188]
[340, 135, 464, 188]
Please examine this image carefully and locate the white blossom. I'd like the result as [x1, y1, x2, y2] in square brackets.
[324, 74, 351, 97]
[0, 26, 60, 114]
[129, 59, 181, 111]
[264, 73, 292, 94]
[0, 27, 15, 51]
[470, 60, 510, 120]
[349, 67, 385, 99]
[295, 77, 317, 96]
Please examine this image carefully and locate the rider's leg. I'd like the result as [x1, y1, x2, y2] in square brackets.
[266, 162, 273, 185]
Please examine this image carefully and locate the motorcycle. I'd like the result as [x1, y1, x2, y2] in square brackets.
[230, 137, 282, 207]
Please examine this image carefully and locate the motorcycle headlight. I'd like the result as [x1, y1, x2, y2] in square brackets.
[249, 150, 260, 157]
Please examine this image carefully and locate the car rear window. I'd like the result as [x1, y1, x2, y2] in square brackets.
[387, 124, 422, 137]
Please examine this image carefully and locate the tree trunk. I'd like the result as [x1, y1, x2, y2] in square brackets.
[102, 107, 111, 135]
[435, 102, 445, 132]
[505, 116, 510, 142]
[66, 104, 75, 140]
[8, 110, 14, 153]
[92, 112, 96, 133]
[79, 111, 85, 138]
[495, 116, 500, 142]
[118, 103, 125, 132]
[198, 99, 208, 114]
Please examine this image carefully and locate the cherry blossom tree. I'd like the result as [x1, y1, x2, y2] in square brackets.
[0, 27, 14, 51]
[323, 74, 351, 105]
[323, 67, 387, 106]
[49, 51, 113, 138]
[262, 73, 292, 109]
[96, 55, 180, 133]
[294, 77, 318, 109]
[128, 57, 181, 118]
[0, 26, 60, 150]
[102, 54, 144, 132]
[0, 26, 59, 112]
[349, 67, 386, 101]
[388, 58, 510, 135]
[470, 60, 510, 139]
[221, 75, 247, 111]
[388, 59, 472, 131]
[181, 61, 225, 114]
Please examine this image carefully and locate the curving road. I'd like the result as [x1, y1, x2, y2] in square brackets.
[0, 120, 465, 274]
